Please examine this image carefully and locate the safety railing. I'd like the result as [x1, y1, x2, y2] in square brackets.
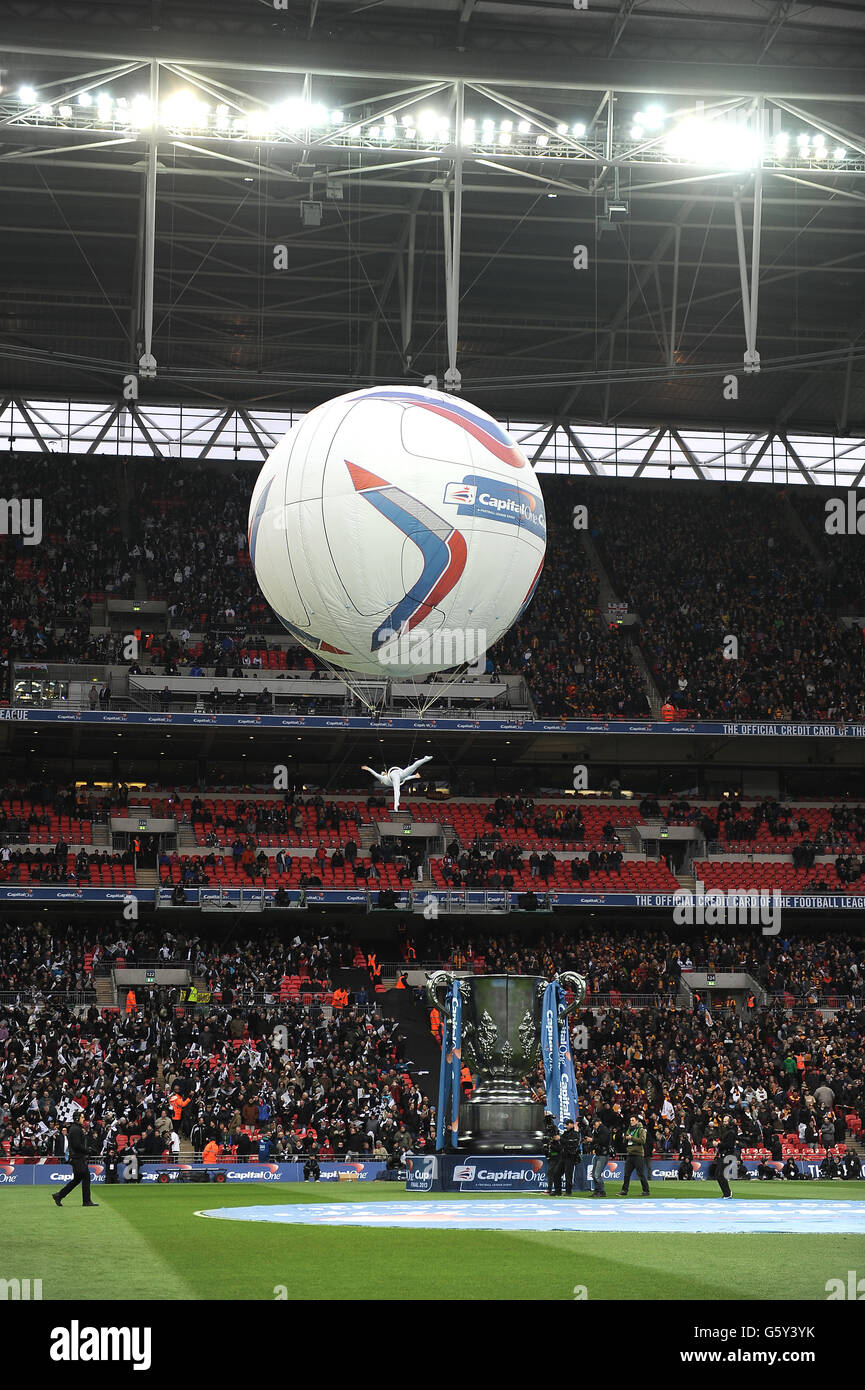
[0, 989, 96, 1006]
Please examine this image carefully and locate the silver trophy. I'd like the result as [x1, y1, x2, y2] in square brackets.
[427, 971, 587, 1153]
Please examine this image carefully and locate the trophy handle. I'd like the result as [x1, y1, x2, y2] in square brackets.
[426, 970, 454, 1014]
[558, 971, 587, 1020]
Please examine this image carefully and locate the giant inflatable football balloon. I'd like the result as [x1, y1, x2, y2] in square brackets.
[247, 386, 546, 677]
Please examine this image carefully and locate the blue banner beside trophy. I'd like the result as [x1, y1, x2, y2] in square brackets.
[427, 971, 587, 1153]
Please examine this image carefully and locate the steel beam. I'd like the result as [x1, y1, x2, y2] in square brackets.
[732, 156, 763, 374]
[445, 82, 465, 392]
[3, 23, 865, 102]
[669, 224, 681, 370]
[138, 60, 159, 379]
[777, 432, 816, 483]
[839, 349, 854, 433]
[741, 433, 775, 482]
[10, 397, 50, 451]
[563, 425, 600, 475]
[671, 428, 710, 481]
[631, 428, 667, 479]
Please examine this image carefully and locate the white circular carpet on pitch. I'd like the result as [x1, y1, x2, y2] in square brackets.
[194, 1199, 865, 1233]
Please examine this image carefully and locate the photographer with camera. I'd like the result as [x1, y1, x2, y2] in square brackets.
[544, 1114, 565, 1197]
[676, 1128, 694, 1181]
[303, 1144, 321, 1183]
[103, 1144, 120, 1185]
[560, 1118, 583, 1196]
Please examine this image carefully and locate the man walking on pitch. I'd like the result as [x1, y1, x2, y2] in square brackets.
[713, 1116, 738, 1199]
[617, 1112, 651, 1197]
[52, 1116, 99, 1208]
[591, 1116, 612, 1196]
[361, 755, 432, 812]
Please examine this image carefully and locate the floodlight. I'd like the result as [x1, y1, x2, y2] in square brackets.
[131, 95, 152, 126]
[666, 117, 759, 169]
[247, 111, 273, 137]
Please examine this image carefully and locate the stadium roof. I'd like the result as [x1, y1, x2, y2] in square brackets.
[1, 0, 865, 436]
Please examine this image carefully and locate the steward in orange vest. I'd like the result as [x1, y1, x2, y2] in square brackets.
[125, 989, 137, 1014]
[661, 702, 676, 722]
[170, 1092, 191, 1127]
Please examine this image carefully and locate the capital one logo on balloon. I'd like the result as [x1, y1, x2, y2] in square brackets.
[247, 387, 546, 680]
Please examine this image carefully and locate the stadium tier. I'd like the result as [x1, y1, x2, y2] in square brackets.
[4, 465, 864, 724]
[4, 788, 865, 897]
[2, 924, 863, 1167]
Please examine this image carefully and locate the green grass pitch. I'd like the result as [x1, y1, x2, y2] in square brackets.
[3, 1184, 863, 1301]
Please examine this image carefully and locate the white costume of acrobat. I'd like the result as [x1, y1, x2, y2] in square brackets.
[361, 755, 432, 812]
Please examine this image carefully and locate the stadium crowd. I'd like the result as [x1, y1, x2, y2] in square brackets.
[586, 482, 865, 722]
[3, 460, 863, 723]
[419, 927, 865, 1166]
[0, 921, 435, 1166]
[492, 501, 650, 717]
[1, 919, 864, 1167]
[416, 928, 865, 1004]
[564, 997, 864, 1175]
